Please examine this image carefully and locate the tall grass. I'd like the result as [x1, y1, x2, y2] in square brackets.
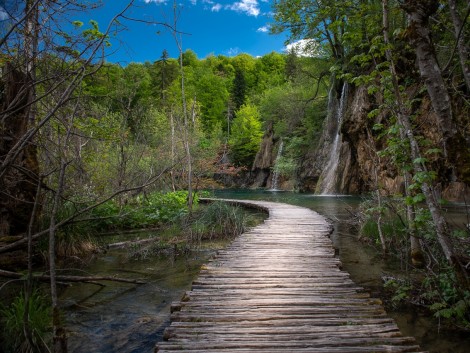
[186, 201, 252, 242]
[0, 290, 51, 353]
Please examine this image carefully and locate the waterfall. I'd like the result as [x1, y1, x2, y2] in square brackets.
[270, 140, 284, 191]
[317, 83, 348, 195]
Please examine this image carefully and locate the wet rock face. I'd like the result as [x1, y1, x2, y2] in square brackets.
[299, 83, 342, 190]
[252, 121, 275, 171]
[299, 82, 469, 201]
[250, 121, 287, 190]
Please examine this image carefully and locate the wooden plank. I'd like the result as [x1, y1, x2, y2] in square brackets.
[154, 199, 426, 353]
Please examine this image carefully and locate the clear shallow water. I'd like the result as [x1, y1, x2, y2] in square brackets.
[62, 189, 470, 353]
[62, 242, 227, 352]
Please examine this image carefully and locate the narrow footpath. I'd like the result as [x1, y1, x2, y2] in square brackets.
[155, 199, 426, 353]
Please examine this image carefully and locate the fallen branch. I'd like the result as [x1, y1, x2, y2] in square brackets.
[108, 237, 156, 249]
[0, 269, 146, 285]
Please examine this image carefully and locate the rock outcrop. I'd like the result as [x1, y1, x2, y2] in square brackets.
[251, 121, 275, 188]
[299, 78, 470, 202]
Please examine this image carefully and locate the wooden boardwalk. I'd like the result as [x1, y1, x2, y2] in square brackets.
[155, 199, 425, 353]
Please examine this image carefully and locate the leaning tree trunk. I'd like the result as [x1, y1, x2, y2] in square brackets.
[403, 0, 456, 154]
[384, 0, 469, 288]
[447, 0, 470, 92]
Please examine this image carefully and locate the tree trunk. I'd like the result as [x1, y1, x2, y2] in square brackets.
[173, 0, 193, 212]
[384, 0, 468, 288]
[179, 51, 193, 212]
[403, 172, 425, 268]
[447, 0, 470, 91]
[0, 67, 37, 236]
[403, 0, 456, 153]
[0, 0, 40, 238]
[50, 161, 68, 353]
[23, 178, 44, 352]
[170, 111, 176, 192]
[367, 131, 387, 253]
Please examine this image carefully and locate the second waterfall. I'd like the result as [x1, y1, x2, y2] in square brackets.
[270, 139, 284, 191]
[316, 83, 349, 195]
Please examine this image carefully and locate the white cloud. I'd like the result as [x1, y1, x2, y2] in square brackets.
[143, 0, 168, 4]
[190, 0, 197, 5]
[227, 0, 260, 17]
[0, 7, 9, 20]
[211, 3, 222, 12]
[257, 25, 269, 33]
[285, 39, 322, 57]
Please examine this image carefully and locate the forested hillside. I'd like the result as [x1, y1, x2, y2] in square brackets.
[1, 34, 331, 242]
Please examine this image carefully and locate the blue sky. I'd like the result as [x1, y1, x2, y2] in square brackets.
[81, 0, 290, 64]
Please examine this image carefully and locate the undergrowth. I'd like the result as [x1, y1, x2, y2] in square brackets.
[358, 196, 470, 330]
[0, 289, 51, 353]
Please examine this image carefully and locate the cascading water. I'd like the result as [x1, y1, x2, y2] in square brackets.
[270, 139, 284, 191]
[317, 83, 348, 195]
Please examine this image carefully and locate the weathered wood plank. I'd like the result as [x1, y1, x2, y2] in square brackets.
[154, 199, 426, 353]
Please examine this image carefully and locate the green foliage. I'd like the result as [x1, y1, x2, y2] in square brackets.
[359, 197, 407, 245]
[424, 271, 470, 328]
[229, 104, 263, 166]
[89, 191, 195, 231]
[182, 49, 199, 67]
[384, 278, 413, 307]
[273, 155, 297, 179]
[382, 269, 470, 329]
[232, 68, 247, 110]
[254, 52, 287, 91]
[270, 136, 307, 180]
[187, 201, 251, 241]
[189, 66, 230, 132]
[82, 20, 110, 47]
[76, 50, 328, 190]
[259, 84, 306, 134]
[0, 290, 51, 352]
[231, 54, 257, 95]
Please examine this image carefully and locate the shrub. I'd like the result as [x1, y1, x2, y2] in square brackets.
[89, 190, 196, 231]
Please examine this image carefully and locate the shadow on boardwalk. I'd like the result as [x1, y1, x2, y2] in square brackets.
[155, 199, 427, 353]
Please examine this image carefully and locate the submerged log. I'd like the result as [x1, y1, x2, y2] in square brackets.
[0, 269, 146, 285]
